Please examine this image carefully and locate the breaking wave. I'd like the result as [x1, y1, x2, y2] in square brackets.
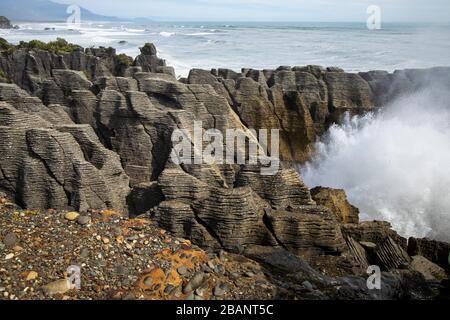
[300, 86, 450, 241]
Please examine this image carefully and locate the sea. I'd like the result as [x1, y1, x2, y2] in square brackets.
[1, 21, 450, 77]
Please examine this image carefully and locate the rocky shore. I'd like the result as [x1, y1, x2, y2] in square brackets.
[0, 38, 449, 300]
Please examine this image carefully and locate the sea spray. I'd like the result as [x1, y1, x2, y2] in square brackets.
[300, 86, 450, 241]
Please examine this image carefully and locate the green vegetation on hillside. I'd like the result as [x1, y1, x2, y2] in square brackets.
[17, 38, 81, 54]
[0, 37, 81, 55]
[0, 37, 14, 53]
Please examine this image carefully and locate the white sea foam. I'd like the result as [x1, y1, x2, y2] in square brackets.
[300, 86, 450, 241]
[159, 31, 175, 37]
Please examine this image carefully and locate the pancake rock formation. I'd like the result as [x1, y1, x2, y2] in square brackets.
[0, 38, 449, 299]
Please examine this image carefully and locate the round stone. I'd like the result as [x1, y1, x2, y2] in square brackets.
[65, 212, 80, 221]
[2, 232, 18, 248]
[77, 215, 91, 225]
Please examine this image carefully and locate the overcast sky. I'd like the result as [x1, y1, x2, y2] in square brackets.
[54, 0, 450, 22]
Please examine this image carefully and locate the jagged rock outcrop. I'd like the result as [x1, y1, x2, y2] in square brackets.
[345, 237, 370, 270]
[410, 256, 447, 281]
[341, 221, 407, 250]
[360, 67, 450, 107]
[134, 43, 175, 77]
[0, 41, 173, 97]
[408, 237, 450, 272]
[0, 95, 130, 212]
[310, 187, 359, 224]
[266, 206, 346, 256]
[373, 237, 411, 271]
[0, 126, 130, 212]
[188, 65, 450, 163]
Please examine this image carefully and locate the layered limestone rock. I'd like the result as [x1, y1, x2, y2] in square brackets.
[0, 96, 130, 213]
[0, 41, 173, 96]
[310, 187, 359, 224]
[266, 206, 346, 256]
[187, 66, 375, 162]
[345, 236, 370, 270]
[360, 67, 450, 107]
[410, 256, 447, 281]
[341, 221, 407, 250]
[188, 65, 450, 163]
[408, 237, 450, 272]
[373, 237, 411, 271]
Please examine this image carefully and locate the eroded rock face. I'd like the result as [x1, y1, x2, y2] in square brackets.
[266, 206, 346, 256]
[310, 187, 359, 224]
[0, 102, 130, 212]
[410, 256, 447, 281]
[341, 221, 407, 250]
[408, 237, 450, 272]
[187, 66, 376, 162]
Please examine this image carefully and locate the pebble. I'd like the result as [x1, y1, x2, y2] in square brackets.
[302, 281, 314, 291]
[65, 212, 80, 221]
[80, 248, 90, 259]
[195, 286, 207, 297]
[143, 276, 153, 286]
[245, 271, 255, 277]
[3, 232, 18, 247]
[214, 264, 225, 275]
[177, 266, 188, 276]
[112, 227, 122, 237]
[42, 279, 71, 295]
[213, 283, 228, 297]
[26, 271, 38, 281]
[77, 215, 91, 225]
[183, 272, 205, 293]
[102, 237, 110, 244]
[219, 250, 227, 262]
[5, 253, 14, 260]
[164, 284, 176, 294]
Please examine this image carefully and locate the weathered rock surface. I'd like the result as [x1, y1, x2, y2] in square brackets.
[266, 206, 346, 256]
[373, 237, 411, 271]
[345, 237, 369, 270]
[341, 221, 407, 250]
[0, 98, 130, 212]
[410, 255, 447, 281]
[311, 187, 359, 224]
[408, 237, 450, 272]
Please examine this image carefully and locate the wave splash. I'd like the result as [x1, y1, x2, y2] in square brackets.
[299, 86, 450, 241]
